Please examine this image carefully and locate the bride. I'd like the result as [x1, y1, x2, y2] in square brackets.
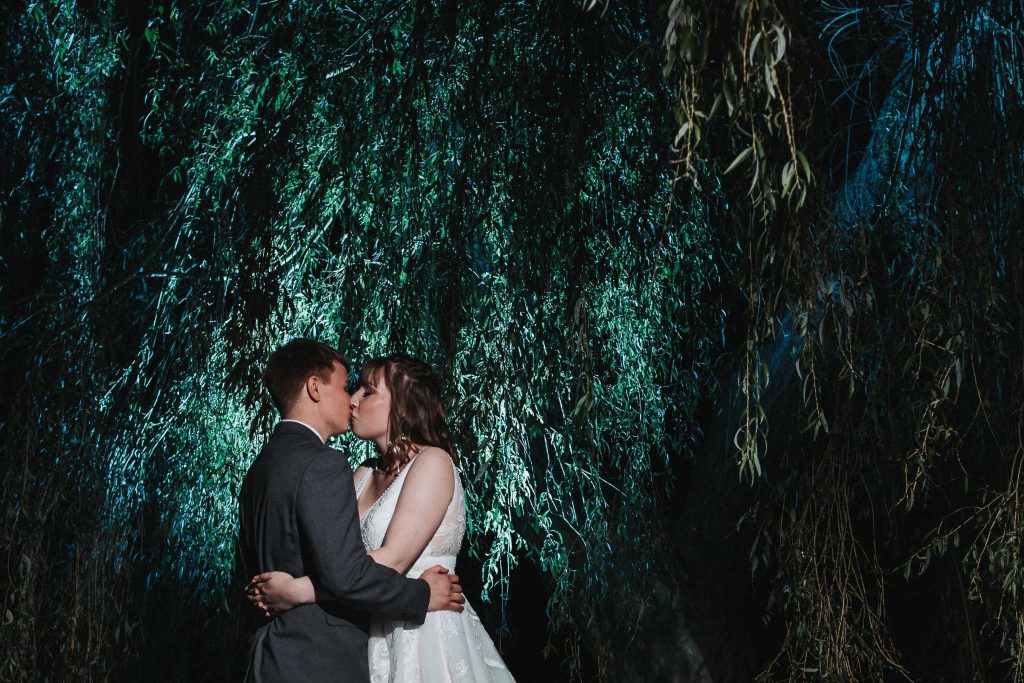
[247, 354, 515, 682]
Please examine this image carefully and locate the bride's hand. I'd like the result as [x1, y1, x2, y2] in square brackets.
[245, 571, 306, 617]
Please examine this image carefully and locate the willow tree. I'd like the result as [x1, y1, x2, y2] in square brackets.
[1, 0, 1022, 681]
[659, 0, 1024, 680]
[1, 1, 716, 680]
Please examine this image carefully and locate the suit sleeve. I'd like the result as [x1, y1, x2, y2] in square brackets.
[295, 450, 429, 623]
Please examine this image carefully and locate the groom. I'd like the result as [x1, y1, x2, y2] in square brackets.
[237, 338, 463, 682]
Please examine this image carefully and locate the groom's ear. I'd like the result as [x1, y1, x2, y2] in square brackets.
[305, 375, 321, 403]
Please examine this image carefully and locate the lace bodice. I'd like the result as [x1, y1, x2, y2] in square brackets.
[355, 455, 466, 577]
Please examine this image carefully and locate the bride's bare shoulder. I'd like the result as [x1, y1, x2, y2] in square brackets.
[414, 446, 454, 465]
[407, 447, 455, 482]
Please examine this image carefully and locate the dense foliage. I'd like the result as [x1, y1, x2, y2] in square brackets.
[662, 0, 1024, 679]
[1, 1, 713, 679]
[1, 0, 1022, 681]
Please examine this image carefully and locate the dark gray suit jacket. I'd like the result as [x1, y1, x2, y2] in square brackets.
[238, 421, 429, 682]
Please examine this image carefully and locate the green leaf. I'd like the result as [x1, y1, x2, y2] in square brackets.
[725, 146, 752, 174]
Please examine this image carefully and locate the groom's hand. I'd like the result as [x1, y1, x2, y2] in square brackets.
[419, 565, 465, 613]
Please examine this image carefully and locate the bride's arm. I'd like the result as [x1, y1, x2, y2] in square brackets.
[369, 447, 454, 574]
[246, 572, 324, 616]
[247, 450, 454, 614]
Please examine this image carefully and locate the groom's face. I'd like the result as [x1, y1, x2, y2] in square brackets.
[320, 361, 352, 437]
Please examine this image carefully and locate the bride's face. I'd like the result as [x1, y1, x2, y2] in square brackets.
[349, 374, 391, 446]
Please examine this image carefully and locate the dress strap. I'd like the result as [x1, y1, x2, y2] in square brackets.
[397, 452, 422, 480]
[354, 466, 372, 497]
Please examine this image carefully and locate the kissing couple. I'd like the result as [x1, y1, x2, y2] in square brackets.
[238, 339, 514, 682]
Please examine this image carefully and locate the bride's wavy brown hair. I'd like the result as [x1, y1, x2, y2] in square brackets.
[359, 354, 456, 474]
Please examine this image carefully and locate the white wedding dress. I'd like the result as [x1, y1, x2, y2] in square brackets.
[355, 458, 515, 682]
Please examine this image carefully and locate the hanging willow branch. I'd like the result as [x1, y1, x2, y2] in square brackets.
[0, 1, 715, 680]
[660, 0, 1024, 679]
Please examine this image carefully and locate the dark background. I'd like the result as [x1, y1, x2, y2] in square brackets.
[2, 1, 1022, 680]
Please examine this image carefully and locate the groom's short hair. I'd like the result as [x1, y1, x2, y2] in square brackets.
[263, 339, 350, 414]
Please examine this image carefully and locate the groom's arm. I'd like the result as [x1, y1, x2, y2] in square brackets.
[295, 449, 429, 624]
